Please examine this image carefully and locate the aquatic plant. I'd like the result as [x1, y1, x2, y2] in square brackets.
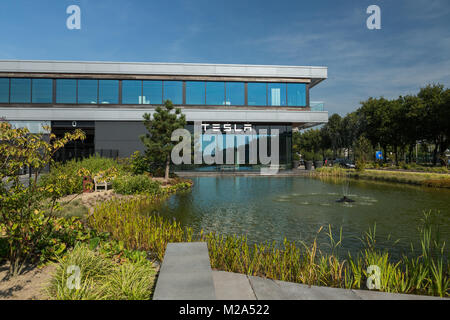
[88, 195, 449, 297]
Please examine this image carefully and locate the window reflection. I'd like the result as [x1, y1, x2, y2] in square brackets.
[143, 81, 162, 104]
[122, 80, 142, 104]
[268, 83, 286, 106]
[0, 78, 9, 103]
[10, 78, 31, 103]
[99, 80, 119, 104]
[186, 81, 205, 105]
[56, 79, 77, 104]
[78, 80, 98, 104]
[206, 82, 224, 105]
[32, 79, 53, 103]
[225, 82, 244, 106]
[163, 81, 182, 104]
[287, 83, 306, 106]
[248, 83, 267, 106]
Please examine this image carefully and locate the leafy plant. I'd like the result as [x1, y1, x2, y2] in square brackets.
[112, 174, 161, 195]
[0, 122, 85, 276]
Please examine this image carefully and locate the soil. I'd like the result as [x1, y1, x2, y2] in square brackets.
[0, 262, 56, 300]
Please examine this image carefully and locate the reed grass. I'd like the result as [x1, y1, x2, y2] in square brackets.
[88, 194, 449, 297]
[312, 167, 450, 189]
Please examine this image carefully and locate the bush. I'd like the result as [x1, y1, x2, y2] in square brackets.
[40, 155, 126, 196]
[129, 151, 149, 175]
[112, 174, 161, 195]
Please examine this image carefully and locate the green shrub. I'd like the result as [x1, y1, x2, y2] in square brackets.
[302, 151, 314, 161]
[40, 155, 126, 196]
[112, 174, 161, 195]
[129, 151, 149, 175]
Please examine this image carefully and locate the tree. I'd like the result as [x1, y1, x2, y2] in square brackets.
[418, 84, 449, 165]
[321, 114, 342, 158]
[0, 121, 85, 275]
[140, 100, 186, 180]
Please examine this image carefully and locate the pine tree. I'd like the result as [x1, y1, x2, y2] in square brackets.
[140, 100, 186, 180]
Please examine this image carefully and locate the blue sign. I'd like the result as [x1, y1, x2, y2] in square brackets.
[376, 151, 383, 160]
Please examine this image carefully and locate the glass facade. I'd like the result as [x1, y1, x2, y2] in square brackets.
[56, 79, 77, 104]
[143, 81, 162, 105]
[268, 83, 286, 106]
[0, 78, 9, 103]
[0, 77, 309, 107]
[287, 83, 306, 106]
[206, 82, 225, 105]
[225, 82, 244, 106]
[186, 81, 205, 105]
[10, 78, 31, 103]
[163, 81, 182, 105]
[179, 123, 293, 171]
[78, 80, 98, 104]
[248, 83, 267, 106]
[122, 80, 141, 104]
[99, 80, 119, 104]
[32, 79, 53, 103]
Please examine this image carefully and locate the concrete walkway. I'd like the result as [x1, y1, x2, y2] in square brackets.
[212, 271, 443, 300]
[154, 242, 446, 300]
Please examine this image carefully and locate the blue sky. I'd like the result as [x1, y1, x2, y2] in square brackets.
[0, 0, 449, 115]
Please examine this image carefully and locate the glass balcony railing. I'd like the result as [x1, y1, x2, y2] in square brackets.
[310, 101, 324, 111]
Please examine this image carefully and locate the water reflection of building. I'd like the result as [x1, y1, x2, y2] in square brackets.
[0, 60, 328, 170]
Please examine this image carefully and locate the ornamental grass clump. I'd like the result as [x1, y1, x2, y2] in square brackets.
[88, 197, 193, 260]
[47, 243, 156, 300]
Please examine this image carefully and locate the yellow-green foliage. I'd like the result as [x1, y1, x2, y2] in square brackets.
[47, 243, 156, 300]
[313, 167, 348, 177]
[89, 195, 449, 297]
[312, 166, 450, 189]
[88, 195, 193, 261]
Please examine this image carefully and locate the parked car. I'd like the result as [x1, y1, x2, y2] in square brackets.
[334, 158, 356, 169]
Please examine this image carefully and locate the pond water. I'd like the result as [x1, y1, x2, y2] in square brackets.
[154, 176, 450, 259]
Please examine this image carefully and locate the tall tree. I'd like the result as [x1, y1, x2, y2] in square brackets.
[418, 84, 449, 165]
[140, 100, 186, 180]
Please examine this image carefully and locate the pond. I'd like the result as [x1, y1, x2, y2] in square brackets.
[154, 176, 450, 259]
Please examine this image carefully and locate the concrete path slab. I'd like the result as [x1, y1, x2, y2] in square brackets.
[212, 271, 256, 300]
[273, 280, 360, 300]
[153, 242, 216, 300]
[352, 289, 443, 300]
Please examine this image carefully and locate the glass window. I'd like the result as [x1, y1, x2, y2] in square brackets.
[10, 78, 31, 103]
[32, 79, 53, 103]
[0, 78, 9, 103]
[99, 80, 119, 104]
[225, 82, 244, 106]
[122, 80, 142, 104]
[78, 79, 98, 104]
[247, 82, 266, 106]
[143, 80, 163, 104]
[163, 81, 182, 104]
[287, 83, 306, 106]
[186, 81, 205, 105]
[206, 82, 225, 105]
[56, 79, 77, 104]
[268, 83, 286, 106]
